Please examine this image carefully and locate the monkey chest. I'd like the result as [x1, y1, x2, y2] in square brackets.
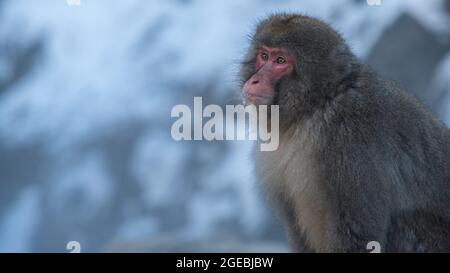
[257, 133, 330, 251]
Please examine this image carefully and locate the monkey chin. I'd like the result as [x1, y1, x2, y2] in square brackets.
[243, 91, 273, 106]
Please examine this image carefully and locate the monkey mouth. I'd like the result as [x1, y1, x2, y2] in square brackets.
[244, 91, 272, 105]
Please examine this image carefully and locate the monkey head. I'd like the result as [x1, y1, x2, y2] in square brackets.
[241, 14, 357, 120]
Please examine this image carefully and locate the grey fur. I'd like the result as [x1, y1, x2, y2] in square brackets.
[241, 14, 450, 253]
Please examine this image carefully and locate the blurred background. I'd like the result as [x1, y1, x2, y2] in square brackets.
[0, 0, 449, 252]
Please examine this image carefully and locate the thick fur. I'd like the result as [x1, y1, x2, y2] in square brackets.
[242, 14, 450, 253]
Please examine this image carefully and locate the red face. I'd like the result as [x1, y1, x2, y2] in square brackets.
[243, 45, 294, 105]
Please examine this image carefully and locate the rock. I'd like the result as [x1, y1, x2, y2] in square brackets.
[429, 53, 450, 125]
[103, 236, 290, 253]
[0, 39, 43, 95]
[366, 12, 450, 111]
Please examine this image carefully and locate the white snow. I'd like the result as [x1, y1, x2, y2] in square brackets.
[0, 0, 447, 252]
[0, 186, 40, 252]
[0, 0, 415, 148]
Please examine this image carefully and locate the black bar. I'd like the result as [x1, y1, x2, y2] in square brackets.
[0, 253, 444, 272]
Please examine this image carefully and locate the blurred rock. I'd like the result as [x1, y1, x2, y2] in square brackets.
[430, 53, 450, 125]
[0, 39, 43, 94]
[366, 12, 450, 111]
[103, 236, 290, 253]
[0, 142, 46, 211]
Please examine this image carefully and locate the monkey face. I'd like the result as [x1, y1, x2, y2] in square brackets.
[243, 45, 294, 105]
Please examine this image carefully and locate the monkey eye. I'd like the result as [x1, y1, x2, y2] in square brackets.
[276, 56, 286, 64]
[261, 52, 268, 61]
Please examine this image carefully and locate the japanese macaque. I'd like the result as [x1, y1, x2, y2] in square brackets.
[241, 14, 450, 253]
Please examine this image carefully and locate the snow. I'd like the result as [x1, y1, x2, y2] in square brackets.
[47, 152, 114, 224]
[0, 186, 40, 252]
[0, 0, 447, 252]
[0, 0, 424, 147]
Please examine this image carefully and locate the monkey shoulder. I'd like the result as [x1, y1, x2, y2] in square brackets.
[323, 69, 448, 145]
[318, 70, 450, 198]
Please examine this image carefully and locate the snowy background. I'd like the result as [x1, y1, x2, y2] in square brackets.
[0, 0, 449, 252]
